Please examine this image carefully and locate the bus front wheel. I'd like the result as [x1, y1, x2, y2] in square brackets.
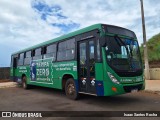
[65, 78, 78, 100]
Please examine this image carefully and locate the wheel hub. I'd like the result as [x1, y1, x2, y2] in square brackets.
[68, 84, 75, 95]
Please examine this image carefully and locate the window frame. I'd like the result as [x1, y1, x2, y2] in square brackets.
[24, 50, 32, 65]
[18, 52, 24, 66]
[32, 47, 42, 60]
[25, 51, 32, 58]
[43, 43, 57, 61]
[13, 29, 101, 65]
[57, 38, 76, 62]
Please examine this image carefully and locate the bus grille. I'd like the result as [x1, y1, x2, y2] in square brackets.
[123, 84, 143, 93]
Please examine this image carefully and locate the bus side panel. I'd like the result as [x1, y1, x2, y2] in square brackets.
[95, 63, 104, 96]
[95, 63, 104, 81]
[101, 48, 126, 96]
[14, 66, 29, 83]
[28, 59, 55, 88]
[27, 60, 77, 89]
[13, 68, 20, 82]
[51, 61, 78, 89]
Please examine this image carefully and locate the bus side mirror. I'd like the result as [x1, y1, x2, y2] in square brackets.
[99, 36, 106, 47]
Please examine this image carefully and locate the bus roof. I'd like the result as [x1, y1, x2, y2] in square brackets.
[12, 23, 136, 55]
[12, 23, 102, 55]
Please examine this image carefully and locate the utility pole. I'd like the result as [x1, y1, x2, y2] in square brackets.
[140, 0, 150, 80]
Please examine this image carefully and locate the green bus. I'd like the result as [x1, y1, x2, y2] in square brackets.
[10, 24, 145, 99]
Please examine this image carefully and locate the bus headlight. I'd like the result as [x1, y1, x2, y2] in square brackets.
[107, 72, 120, 84]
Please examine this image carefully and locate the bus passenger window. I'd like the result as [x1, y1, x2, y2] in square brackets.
[24, 51, 31, 65]
[33, 48, 42, 60]
[18, 53, 24, 66]
[43, 44, 57, 61]
[57, 38, 75, 61]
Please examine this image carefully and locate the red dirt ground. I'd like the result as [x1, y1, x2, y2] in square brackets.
[149, 61, 160, 68]
[0, 79, 11, 83]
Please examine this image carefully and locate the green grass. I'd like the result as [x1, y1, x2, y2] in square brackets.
[140, 33, 160, 62]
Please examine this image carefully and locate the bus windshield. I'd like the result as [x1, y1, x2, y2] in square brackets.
[105, 36, 142, 72]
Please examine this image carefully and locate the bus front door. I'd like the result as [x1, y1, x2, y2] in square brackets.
[78, 40, 96, 95]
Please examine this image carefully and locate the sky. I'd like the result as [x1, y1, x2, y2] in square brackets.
[0, 0, 160, 67]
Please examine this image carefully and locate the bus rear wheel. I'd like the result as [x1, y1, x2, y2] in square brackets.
[65, 78, 78, 100]
[22, 76, 29, 89]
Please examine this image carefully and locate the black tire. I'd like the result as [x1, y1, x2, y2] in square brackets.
[65, 78, 79, 100]
[22, 76, 30, 89]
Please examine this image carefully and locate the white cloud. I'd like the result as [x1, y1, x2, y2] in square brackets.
[0, 0, 160, 66]
[43, 0, 160, 43]
[0, 0, 61, 47]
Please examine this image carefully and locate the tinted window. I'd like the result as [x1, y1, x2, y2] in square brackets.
[97, 39, 101, 61]
[33, 48, 42, 60]
[33, 56, 42, 60]
[106, 26, 136, 38]
[24, 57, 32, 65]
[106, 36, 142, 71]
[80, 43, 86, 65]
[35, 48, 41, 56]
[89, 41, 95, 60]
[79, 42, 87, 79]
[58, 42, 66, 51]
[18, 53, 24, 65]
[44, 44, 57, 61]
[24, 51, 32, 65]
[57, 38, 75, 61]
[19, 53, 24, 59]
[26, 51, 31, 58]
[47, 44, 56, 53]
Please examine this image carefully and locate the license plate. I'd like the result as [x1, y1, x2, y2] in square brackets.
[131, 89, 138, 93]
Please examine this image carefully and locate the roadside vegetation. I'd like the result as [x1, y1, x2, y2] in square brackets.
[140, 33, 160, 68]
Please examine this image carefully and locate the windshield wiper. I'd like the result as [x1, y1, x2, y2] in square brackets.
[114, 35, 130, 56]
[114, 35, 133, 69]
